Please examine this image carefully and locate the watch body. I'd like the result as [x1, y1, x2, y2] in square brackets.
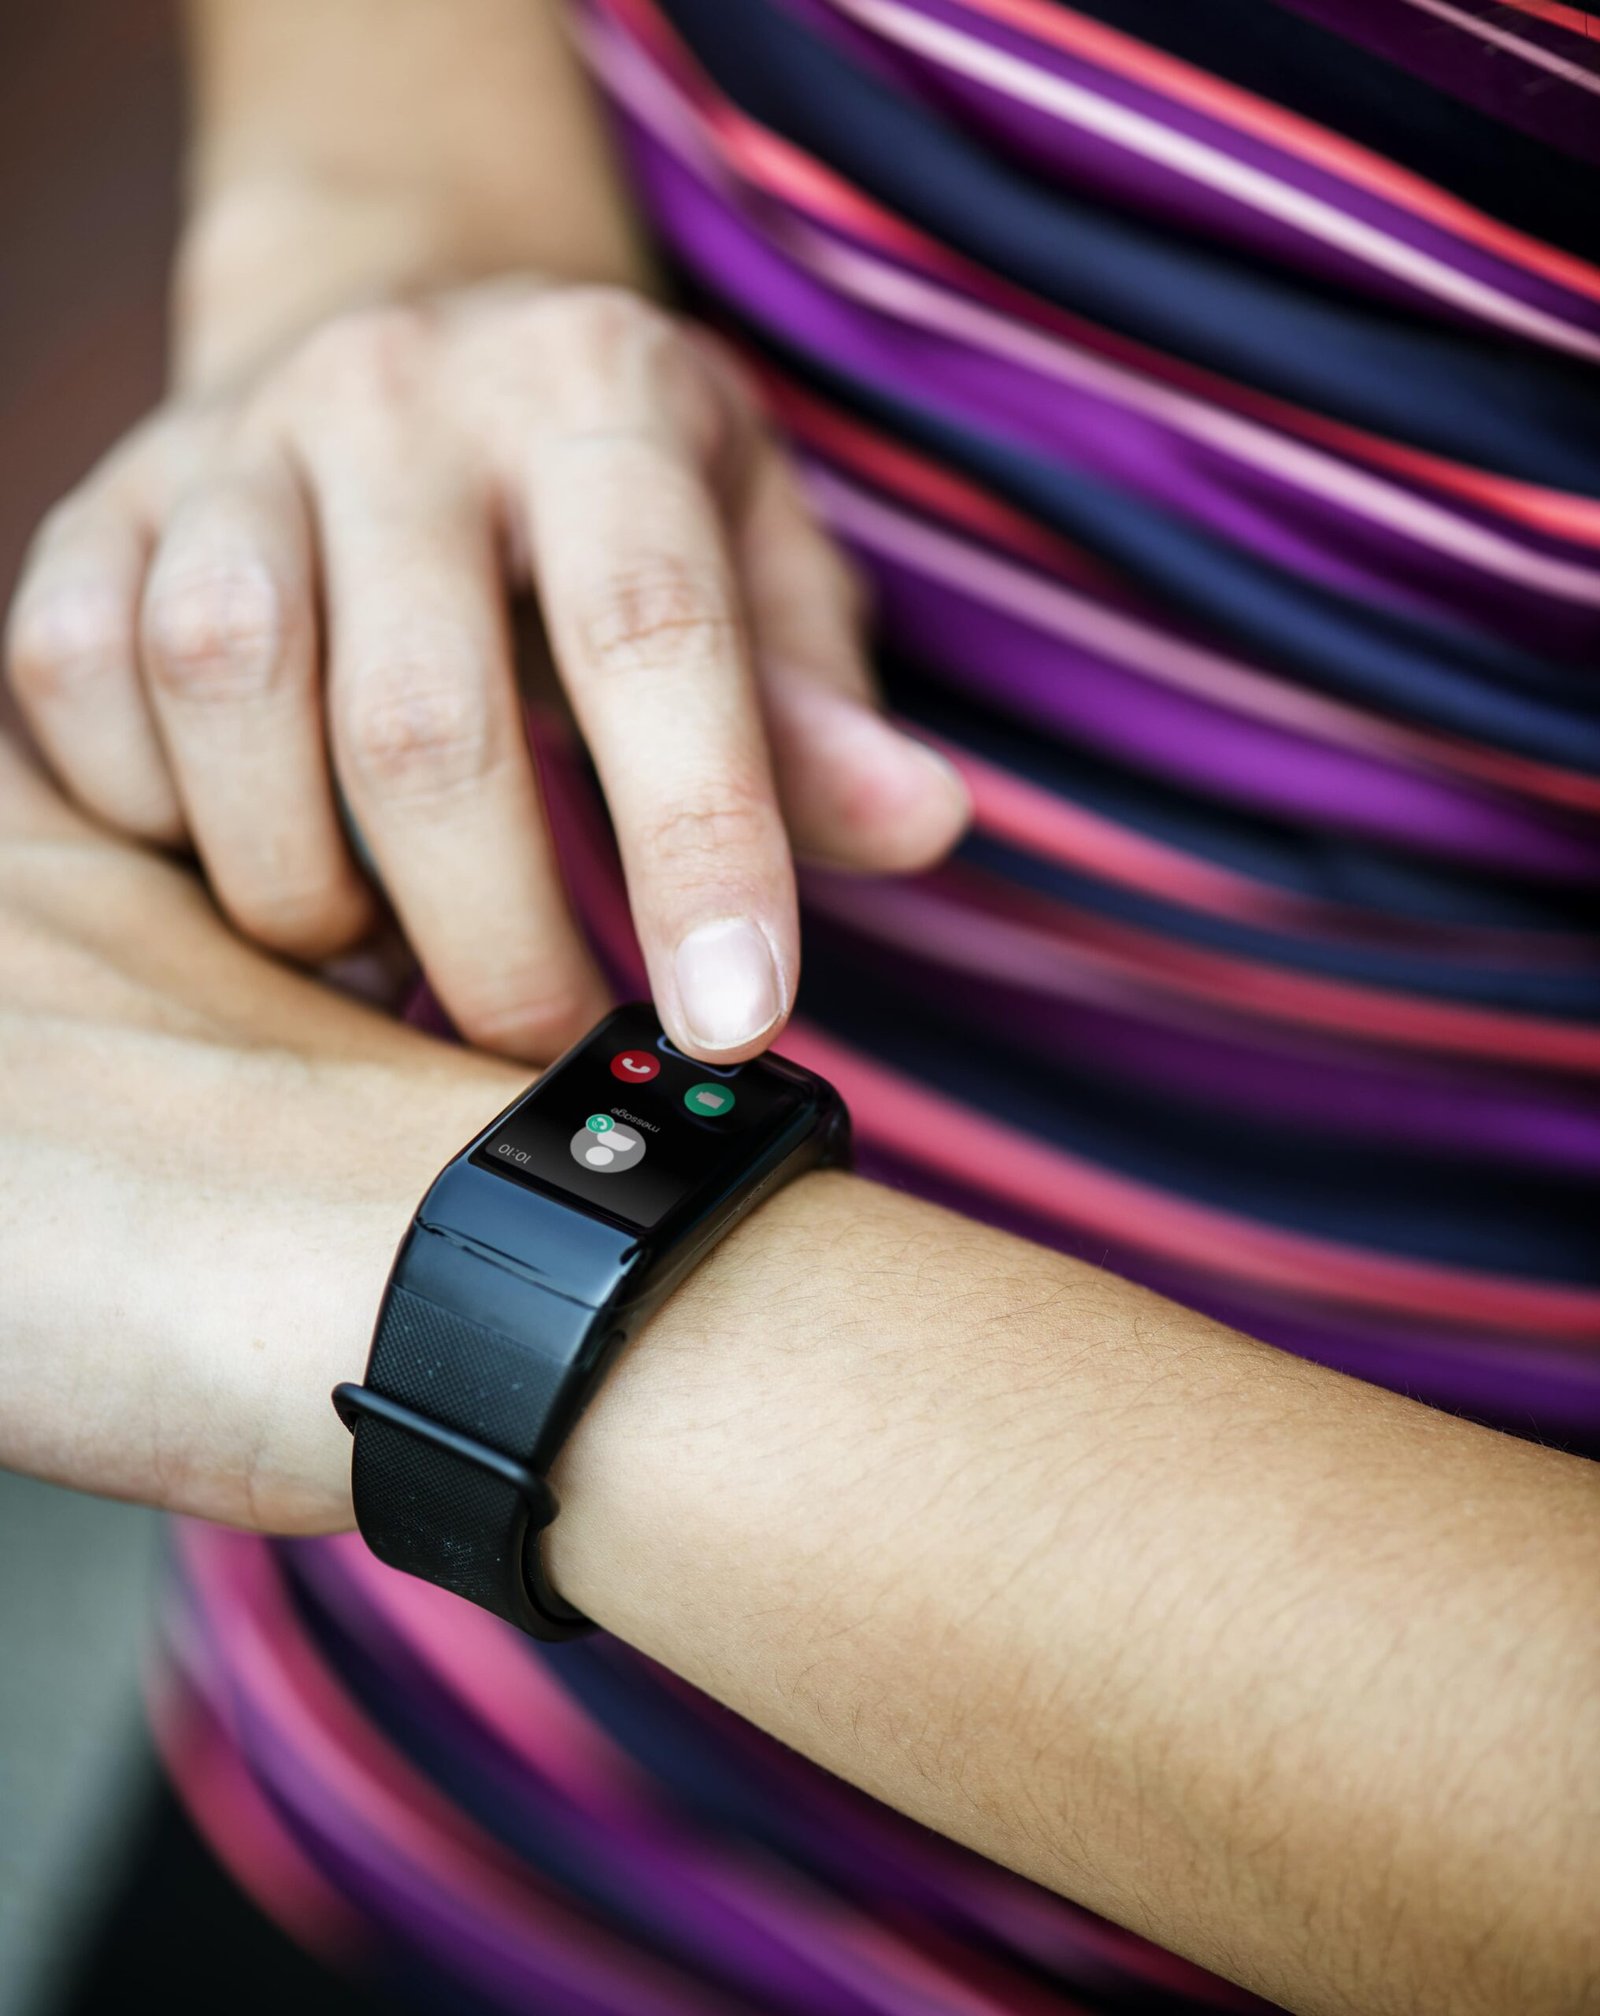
[334, 1003, 849, 1637]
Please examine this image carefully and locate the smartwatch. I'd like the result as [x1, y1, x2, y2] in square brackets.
[333, 1002, 849, 1639]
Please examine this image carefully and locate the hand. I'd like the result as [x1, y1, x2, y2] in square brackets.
[0, 737, 523, 1531]
[4, 278, 969, 1064]
[5, 739, 1595, 2016]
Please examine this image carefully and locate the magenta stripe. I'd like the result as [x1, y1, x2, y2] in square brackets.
[823, 0, 1600, 347]
[813, 471, 1600, 878]
[802, 882, 1600, 1177]
[587, 20, 1600, 663]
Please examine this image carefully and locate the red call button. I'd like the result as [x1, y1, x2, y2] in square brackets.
[610, 1049, 661, 1083]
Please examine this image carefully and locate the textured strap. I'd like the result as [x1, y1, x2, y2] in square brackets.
[344, 1280, 593, 1637]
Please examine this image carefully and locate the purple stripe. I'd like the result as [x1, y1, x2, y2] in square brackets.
[610, 87, 1600, 666]
[173, 1576, 785, 2016]
[846, 0, 1600, 338]
[1265, 0, 1600, 164]
[269, 1543, 1016, 2016]
[805, 892, 1600, 1175]
[852, 536, 1600, 878]
[1394, 0, 1600, 61]
[166, 1605, 723, 2016]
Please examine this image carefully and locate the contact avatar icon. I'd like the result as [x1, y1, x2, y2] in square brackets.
[569, 1113, 647, 1173]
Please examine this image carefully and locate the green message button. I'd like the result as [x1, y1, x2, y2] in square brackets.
[683, 1081, 736, 1119]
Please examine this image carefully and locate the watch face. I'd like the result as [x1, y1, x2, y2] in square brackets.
[470, 1005, 812, 1232]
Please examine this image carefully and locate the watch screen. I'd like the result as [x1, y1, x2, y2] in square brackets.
[470, 1005, 810, 1232]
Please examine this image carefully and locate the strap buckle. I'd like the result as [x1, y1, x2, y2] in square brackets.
[333, 1382, 591, 1642]
[333, 1381, 558, 1527]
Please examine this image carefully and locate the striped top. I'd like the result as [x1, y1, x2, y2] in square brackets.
[159, 4, 1600, 2010]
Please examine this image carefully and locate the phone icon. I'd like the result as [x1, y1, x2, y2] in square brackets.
[610, 1049, 661, 1083]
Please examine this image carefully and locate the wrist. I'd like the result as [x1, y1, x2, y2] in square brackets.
[172, 170, 655, 394]
[542, 1167, 872, 1627]
[176, 0, 651, 394]
[174, 1046, 526, 1534]
[173, 174, 506, 394]
[249, 1056, 523, 1524]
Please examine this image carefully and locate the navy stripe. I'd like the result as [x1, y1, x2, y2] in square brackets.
[658, 0, 1600, 487]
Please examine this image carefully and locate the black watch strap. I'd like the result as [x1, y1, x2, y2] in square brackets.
[335, 1272, 596, 1639]
[333, 1001, 847, 1639]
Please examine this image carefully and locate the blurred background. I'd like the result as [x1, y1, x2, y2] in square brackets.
[1, 5, 178, 2010]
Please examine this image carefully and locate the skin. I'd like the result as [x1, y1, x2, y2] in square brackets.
[1, 742, 1596, 2016]
[3, 0, 970, 1068]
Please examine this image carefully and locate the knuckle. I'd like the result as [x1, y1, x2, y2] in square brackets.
[6, 585, 130, 706]
[528, 288, 695, 423]
[635, 780, 774, 873]
[578, 560, 739, 681]
[557, 285, 674, 368]
[337, 661, 494, 799]
[142, 562, 292, 702]
[286, 301, 437, 406]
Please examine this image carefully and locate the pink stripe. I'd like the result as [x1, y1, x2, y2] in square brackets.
[201, 1529, 1041, 2016]
[1491, 0, 1599, 32]
[756, 357, 1126, 596]
[825, 0, 1600, 357]
[593, 0, 1600, 558]
[150, 1656, 365, 1964]
[781, 1022, 1600, 1337]
[753, 377, 1594, 959]
[176, 1526, 740, 2016]
[539, 746, 1600, 1337]
[1390, 0, 1600, 89]
[811, 862, 1600, 1075]
[956, 745, 1353, 926]
[327, 1536, 645, 1810]
[794, 238, 1600, 637]
[595, 1, 1600, 595]
[949, 747, 1594, 961]
[811, 466, 1600, 816]
[311, 1562, 1085, 2014]
[935, 0, 1600, 303]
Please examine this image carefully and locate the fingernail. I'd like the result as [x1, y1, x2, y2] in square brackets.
[674, 917, 783, 1052]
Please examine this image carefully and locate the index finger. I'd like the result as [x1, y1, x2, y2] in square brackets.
[506, 299, 798, 1064]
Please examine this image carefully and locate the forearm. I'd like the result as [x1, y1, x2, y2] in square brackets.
[6, 757, 1594, 2015]
[549, 1170, 1600, 2016]
[176, 0, 647, 388]
[27, 1032, 1593, 2014]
